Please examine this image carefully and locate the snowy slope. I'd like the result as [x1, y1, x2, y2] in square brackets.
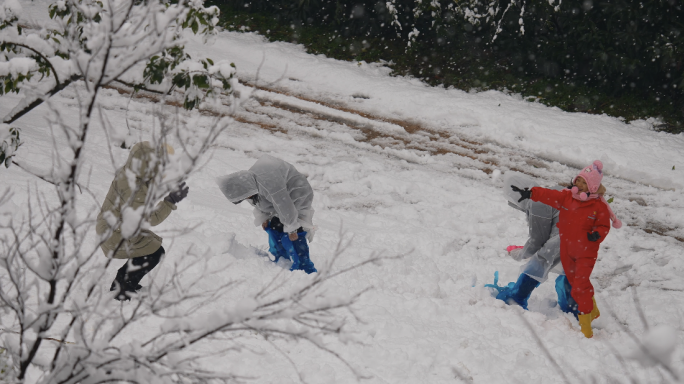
[3, 6, 684, 383]
[182, 31, 684, 191]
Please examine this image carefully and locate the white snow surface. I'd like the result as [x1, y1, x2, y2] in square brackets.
[2, 7, 684, 383]
[627, 325, 679, 368]
[182, 31, 684, 191]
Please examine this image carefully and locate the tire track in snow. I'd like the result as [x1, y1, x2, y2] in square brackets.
[240, 83, 684, 245]
[104, 82, 684, 245]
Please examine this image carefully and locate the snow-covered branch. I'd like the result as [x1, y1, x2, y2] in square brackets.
[0, 0, 230, 134]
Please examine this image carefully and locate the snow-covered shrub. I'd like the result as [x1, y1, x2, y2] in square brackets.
[220, 0, 683, 118]
[0, 124, 20, 167]
[0, 347, 15, 381]
[0, 0, 234, 126]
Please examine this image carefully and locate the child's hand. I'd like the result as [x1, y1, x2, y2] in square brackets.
[288, 232, 299, 241]
[511, 185, 532, 202]
[587, 231, 601, 242]
[506, 245, 525, 261]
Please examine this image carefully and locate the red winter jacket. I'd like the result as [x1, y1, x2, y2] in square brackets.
[530, 187, 611, 258]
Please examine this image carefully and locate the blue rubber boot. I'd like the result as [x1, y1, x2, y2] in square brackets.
[281, 235, 301, 271]
[555, 275, 579, 319]
[292, 232, 316, 274]
[281, 231, 316, 274]
[495, 273, 540, 310]
[266, 227, 316, 274]
[265, 227, 289, 263]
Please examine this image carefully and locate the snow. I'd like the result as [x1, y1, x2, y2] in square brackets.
[627, 325, 679, 368]
[2, 3, 684, 383]
[208, 60, 236, 78]
[0, 28, 56, 58]
[0, 0, 22, 21]
[233, 297, 257, 320]
[182, 31, 684, 191]
[0, 123, 11, 141]
[0, 57, 38, 78]
[121, 206, 144, 239]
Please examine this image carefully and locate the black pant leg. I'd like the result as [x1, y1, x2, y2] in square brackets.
[268, 216, 303, 233]
[110, 246, 165, 291]
[125, 246, 165, 287]
[269, 217, 284, 232]
[111, 263, 129, 291]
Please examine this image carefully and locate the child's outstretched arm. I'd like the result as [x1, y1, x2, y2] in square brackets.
[530, 187, 569, 210]
[510, 185, 568, 210]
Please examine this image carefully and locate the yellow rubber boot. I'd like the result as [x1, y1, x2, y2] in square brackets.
[578, 313, 593, 338]
[590, 297, 600, 321]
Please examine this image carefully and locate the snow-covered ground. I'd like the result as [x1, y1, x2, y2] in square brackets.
[3, 9, 684, 383]
[182, 31, 684, 192]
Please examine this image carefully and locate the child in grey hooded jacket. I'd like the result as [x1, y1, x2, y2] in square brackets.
[503, 172, 563, 283]
[495, 172, 575, 313]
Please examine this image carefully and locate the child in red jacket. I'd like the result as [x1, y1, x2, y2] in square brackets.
[512, 160, 621, 338]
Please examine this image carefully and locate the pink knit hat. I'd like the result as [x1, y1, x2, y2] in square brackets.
[573, 160, 604, 194]
[570, 160, 622, 228]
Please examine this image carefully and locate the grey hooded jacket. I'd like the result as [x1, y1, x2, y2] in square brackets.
[217, 155, 315, 234]
[503, 172, 562, 282]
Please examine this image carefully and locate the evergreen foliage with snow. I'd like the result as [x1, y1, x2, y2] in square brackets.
[217, 0, 683, 124]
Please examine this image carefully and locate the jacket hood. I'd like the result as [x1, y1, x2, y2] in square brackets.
[216, 170, 258, 203]
[503, 171, 539, 212]
[124, 142, 163, 181]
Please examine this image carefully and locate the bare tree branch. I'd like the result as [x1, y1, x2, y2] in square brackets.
[3, 75, 82, 125]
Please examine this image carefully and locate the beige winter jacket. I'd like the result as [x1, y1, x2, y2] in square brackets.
[96, 142, 176, 259]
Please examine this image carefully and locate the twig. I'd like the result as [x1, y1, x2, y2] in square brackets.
[599, 294, 681, 381]
[113, 79, 165, 95]
[11, 161, 83, 194]
[517, 312, 573, 384]
[0, 328, 74, 345]
[3, 75, 82, 124]
[631, 286, 649, 331]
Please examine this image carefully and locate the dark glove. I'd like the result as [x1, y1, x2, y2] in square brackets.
[164, 181, 189, 204]
[511, 185, 532, 202]
[587, 231, 601, 242]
